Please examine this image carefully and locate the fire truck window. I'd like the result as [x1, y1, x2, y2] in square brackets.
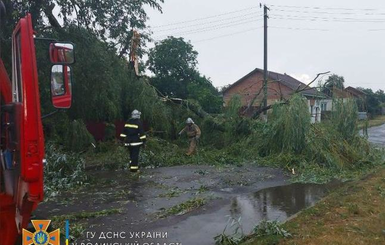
[51, 65, 65, 96]
[12, 32, 22, 102]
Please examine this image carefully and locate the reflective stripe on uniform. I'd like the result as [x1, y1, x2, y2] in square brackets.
[125, 124, 138, 128]
[124, 142, 143, 146]
[120, 134, 127, 137]
[140, 135, 146, 140]
[130, 166, 139, 170]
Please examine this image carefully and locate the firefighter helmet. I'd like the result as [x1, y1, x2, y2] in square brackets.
[131, 109, 141, 119]
[186, 118, 194, 124]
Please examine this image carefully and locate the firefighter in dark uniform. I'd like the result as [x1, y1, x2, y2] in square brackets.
[120, 109, 146, 172]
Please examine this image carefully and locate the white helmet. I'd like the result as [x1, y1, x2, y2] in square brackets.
[186, 118, 194, 124]
[131, 109, 141, 119]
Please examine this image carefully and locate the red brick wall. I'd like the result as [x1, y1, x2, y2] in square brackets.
[223, 71, 294, 107]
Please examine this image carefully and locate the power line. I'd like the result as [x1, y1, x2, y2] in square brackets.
[269, 25, 380, 32]
[271, 8, 385, 16]
[268, 4, 383, 12]
[270, 26, 330, 32]
[153, 17, 263, 39]
[151, 6, 260, 28]
[273, 13, 385, 22]
[153, 13, 262, 33]
[193, 27, 263, 43]
[150, 4, 385, 44]
[270, 14, 385, 23]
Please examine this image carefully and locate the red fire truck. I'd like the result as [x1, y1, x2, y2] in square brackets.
[0, 3, 74, 244]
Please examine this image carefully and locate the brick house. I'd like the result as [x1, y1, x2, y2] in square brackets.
[222, 68, 325, 122]
[319, 86, 367, 120]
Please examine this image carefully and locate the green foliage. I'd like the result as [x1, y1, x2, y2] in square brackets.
[3, 1, 163, 58]
[147, 36, 222, 112]
[251, 94, 382, 177]
[64, 120, 95, 152]
[225, 95, 242, 119]
[331, 98, 358, 141]
[214, 217, 245, 245]
[322, 74, 345, 97]
[84, 141, 128, 169]
[35, 26, 132, 122]
[223, 95, 243, 145]
[360, 88, 385, 116]
[124, 77, 173, 136]
[214, 234, 240, 245]
[157, 197, 206, 218]
[44, 143, 88, 197]
[147, 37, 198, 84]
[63, 27, 129, 121]
[253, 220, 292, 238]
[214, 220, 290, 245]
[104, 123, 116, 141]
[42, 112, 71, 143]
[263, 94, 311, 154]
[39, 26, 180, 141]
[186, 76, 223, 114]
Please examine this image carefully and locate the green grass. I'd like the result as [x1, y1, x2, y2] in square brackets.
[358, 115, 385, 129]
[158, 187, 185, 198]
[241, 167, 385, 245]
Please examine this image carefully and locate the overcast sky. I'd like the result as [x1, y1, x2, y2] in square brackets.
[145, 0, 385, 91]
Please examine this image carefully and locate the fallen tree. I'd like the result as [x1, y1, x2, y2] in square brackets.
[251, 71, 330, 118]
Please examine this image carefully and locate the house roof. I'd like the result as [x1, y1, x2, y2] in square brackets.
[345, 86, 366, 97]
[223, 68, 324, 98]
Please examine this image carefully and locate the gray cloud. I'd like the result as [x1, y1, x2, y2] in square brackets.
[146, 0, 385, 91]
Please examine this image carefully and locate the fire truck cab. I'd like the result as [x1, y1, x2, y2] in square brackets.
[0, 4, 75, 245]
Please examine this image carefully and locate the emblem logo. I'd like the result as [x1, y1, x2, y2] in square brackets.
[22, 220, 60, 245]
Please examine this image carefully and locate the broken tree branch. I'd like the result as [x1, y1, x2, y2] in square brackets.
[251, 71, 330, 119]
[295, 71, 330, 94]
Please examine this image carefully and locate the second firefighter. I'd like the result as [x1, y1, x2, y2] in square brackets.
[120, 109, 146, 172]
[179, 118, 201, 156]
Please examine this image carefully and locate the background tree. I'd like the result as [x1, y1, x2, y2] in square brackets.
[1, 0, 164, 60]
[147, 36, 222, 113]
[186, 75, 223, 114]
[322, 74, 345, 97]
[147, 37, 198, 98]
[359, 88, 385, 116]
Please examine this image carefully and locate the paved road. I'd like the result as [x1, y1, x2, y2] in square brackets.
[367, 124, 385, 146]
[35, 126, 384, 245]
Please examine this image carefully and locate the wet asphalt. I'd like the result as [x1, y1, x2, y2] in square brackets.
[367, 123, 385, 146]
[35, 123, 385, 245]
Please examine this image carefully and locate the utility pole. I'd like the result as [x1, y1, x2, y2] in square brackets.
[262, 4, 269, 116]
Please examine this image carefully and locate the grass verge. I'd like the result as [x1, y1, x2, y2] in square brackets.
[358, 115, 385, 129]
[242, 167, 385, 245]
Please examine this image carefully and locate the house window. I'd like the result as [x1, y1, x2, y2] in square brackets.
[321, 102, 327, 111]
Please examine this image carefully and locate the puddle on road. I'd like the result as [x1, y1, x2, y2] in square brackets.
[160, 183, 336, 245]
[227, 183, 334, 233]
[68, 168, 338, 245]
